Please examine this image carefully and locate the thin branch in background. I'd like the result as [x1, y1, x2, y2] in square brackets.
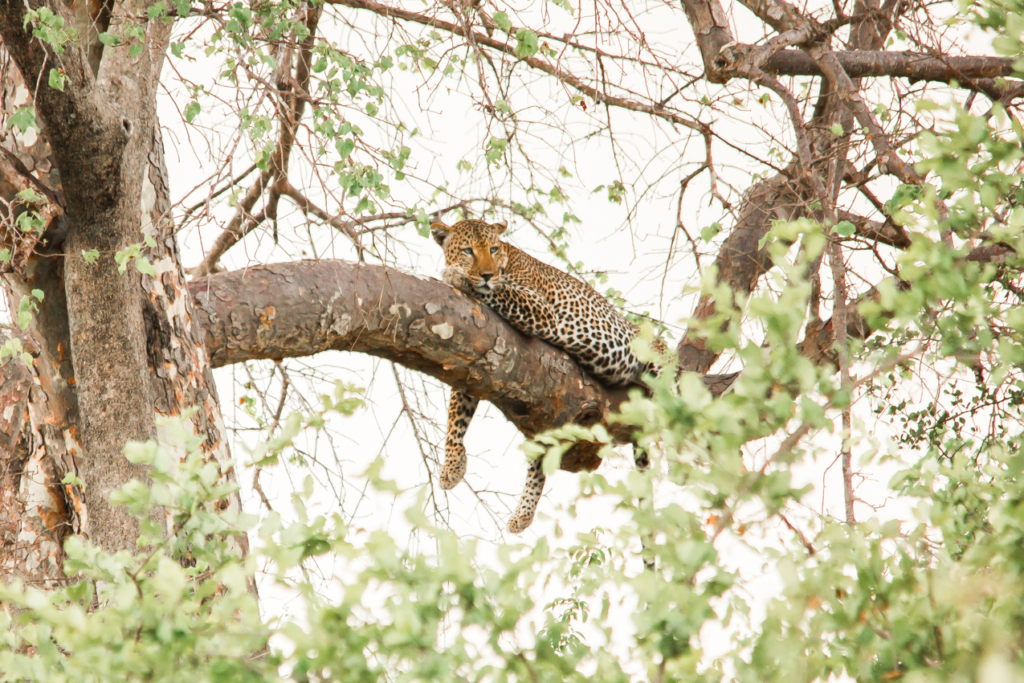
[390, 363, 445, 521]
[252, 362, 291, 512]
[660, 169, 705, 313]
[779, 512, 817, 555]
[829, 234, 856, 524]
[178, 160, 259, 228]
[191, 172, 271, 276]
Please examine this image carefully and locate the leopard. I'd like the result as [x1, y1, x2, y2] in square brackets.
[431, 218, 664, 534]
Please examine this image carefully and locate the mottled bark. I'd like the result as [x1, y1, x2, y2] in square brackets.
[0, 335, 75, 586]
[190, 260, 635, 471]
[0, 123, 247, 575]
[139, 127, 248, 555]
[0, 0, 174, 552]
[1, 66, 84, 583]
[0, 254, 86, 584]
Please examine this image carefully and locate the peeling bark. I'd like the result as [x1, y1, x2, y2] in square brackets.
[1, 71, 85, 584]
[0, 0, 174, 553]
[0, 100, 245, 579]
[139, 126, 248, 555]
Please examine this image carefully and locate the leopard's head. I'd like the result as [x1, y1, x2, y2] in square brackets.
[431, 219, 509, 294]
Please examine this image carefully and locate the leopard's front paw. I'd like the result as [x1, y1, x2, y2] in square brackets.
[439, 446, 467, 490]
[507, 500, 537, 534]
[507, 512, 534, 534]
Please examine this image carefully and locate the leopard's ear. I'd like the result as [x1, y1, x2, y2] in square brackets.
[430, 222, 452, 247]
[493, 220, 508, 235]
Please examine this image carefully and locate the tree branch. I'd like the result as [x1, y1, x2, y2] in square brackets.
[189, 259, 638, 470]
[328, 0, 704, 131]
[678, 173, 807, 373]
[681, 0, 1017, 88]
[764, 50, 1015, 83]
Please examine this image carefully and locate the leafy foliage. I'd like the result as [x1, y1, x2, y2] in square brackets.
[9, 177, 1024, 679]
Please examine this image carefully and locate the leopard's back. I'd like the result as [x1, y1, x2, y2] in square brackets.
[471, 239, 653, 387]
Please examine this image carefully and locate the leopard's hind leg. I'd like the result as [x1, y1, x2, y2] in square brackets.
[440, 389, 479, 490]
[508, 456, 546, 534]
[633, 443, 656, 571]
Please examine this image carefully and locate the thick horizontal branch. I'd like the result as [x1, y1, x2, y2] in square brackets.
[188, 259, 640, 471]
[189, 260, 747, 470]
[683, 0, 1016, 88]
[184, 239, 1018, 472]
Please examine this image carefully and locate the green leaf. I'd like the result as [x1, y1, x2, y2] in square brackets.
[0, 338, 22, 360]
[48, 68, 65, 92]
[136, 257, 156, 277]
[7, 106, 37, 133]
[184, 101, 201, 123]
[114, 243, 142, 273]
[337, 138, 355, 159]
[830, 123, 844, 136]
[17, 309, 33, 330]
[354, 195, 373, 215]
[98, 31, 119, 46]
[15, 210, 44, 233]
[16, 187, 43, 204]
[61, 472, 86, 488]
[493, 11, 512, 32]
[485, 136, 508, 164]
[31, 289, 44, 301]
[701, 222, 722, 241]
[514, 28, 538, 58]
[81, 249, 100, 264]
[831, 220, 856, 237]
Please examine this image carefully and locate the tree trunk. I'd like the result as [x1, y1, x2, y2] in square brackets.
[0, 37, 245, 576]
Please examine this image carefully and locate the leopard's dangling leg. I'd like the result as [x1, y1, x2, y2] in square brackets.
[440, 389, 479, 490]
[508, 456, 546, 534]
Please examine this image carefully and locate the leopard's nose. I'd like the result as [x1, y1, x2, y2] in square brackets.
[480, 272, 494, 283]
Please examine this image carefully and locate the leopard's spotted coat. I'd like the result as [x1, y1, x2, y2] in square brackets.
[432, 219, 662, 533]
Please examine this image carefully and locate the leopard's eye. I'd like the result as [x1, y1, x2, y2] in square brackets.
[489, 246, 499, 254]
[462, 247, 474, 256]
